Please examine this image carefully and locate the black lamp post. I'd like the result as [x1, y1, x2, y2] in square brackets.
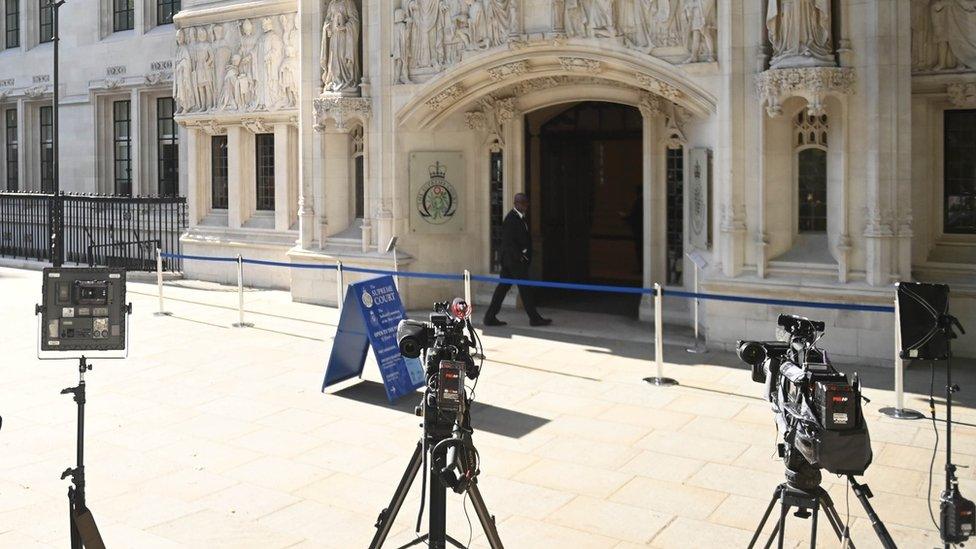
[48, 0, 65, 267]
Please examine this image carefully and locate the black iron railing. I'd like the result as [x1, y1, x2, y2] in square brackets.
[0, 192, 187, 272]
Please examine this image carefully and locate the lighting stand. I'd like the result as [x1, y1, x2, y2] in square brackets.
[369, 397, 503, 549]
[935, 313, 966, 549]
[61, 357, 105, 549]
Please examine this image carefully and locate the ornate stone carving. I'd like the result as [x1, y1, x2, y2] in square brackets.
[464, 110, 487, 131]
[104, 77, 124, 89]
[663, 102, 687, 149]
[558, 57, 602, 74]
[635, 73, 683, 101]
[174, 15, 299, 116]
[506, 75, 635, 96]
[24, 85, 47, 98]
[145, 70, 171, 86]
[393, 7, 412, 84]
[241, 117, 273, 133]
[487, 60, 528, 81]
[425, 83, 465, 111]
[720, 204, 747, 234]
[947, 82, 976, 108]
[638, 93, 662, 117]
[766, 0, 834, 69]
[863, 207, 895, 238]
[189, 119, 228, 135]
[313, 95, 372, 131]
[912, 0, 976, 73]
[321, 0, 361, 95]
[755, 66, 854, 117]
[465, 95, 517, 145]
[682, 0, 716, 63]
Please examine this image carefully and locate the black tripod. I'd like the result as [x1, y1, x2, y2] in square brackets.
[749, 460, 895, 549]
[934, 313, 967, 549]
[61, 357, 105, 549]
[369, 397, 503, 549]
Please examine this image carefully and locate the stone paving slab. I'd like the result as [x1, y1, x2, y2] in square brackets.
[0, 266, 972, 547]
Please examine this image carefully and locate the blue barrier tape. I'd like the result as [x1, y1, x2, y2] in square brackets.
[242, 257, 338, 270]
[157, 251, 893, 314]
[663, 288, 895, 314]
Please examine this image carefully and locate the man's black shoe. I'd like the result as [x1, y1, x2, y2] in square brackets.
[530, 317, 552, 327]
[483, 317, 507, 327]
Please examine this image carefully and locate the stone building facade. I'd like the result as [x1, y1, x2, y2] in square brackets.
[2, 0, 975, 362]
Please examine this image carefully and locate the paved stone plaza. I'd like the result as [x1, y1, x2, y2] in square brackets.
[1, 266, 974, 548]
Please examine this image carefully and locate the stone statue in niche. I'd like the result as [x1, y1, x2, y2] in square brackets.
[281, 46, 299, 105]
[261, 17, 285, 107]
[442, 0, 468, 65]
[174, 28, 196, 113]
[321, 0, 362, 94]
[467, 0, 488, 50]
[484, 0, 511, 47]
[683, 0, 714, 62]
[912, 0, 976, 72]
[219, 55, 241, 110]
[239, 18, 260, 105]
[393, 8, 413, 83]
[765, 0, 834, 68]
[193, 27, 216, 110]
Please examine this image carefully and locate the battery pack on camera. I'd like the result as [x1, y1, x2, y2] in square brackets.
[436, 360, 465, 414]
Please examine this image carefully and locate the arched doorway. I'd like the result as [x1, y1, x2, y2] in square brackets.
[525, 101, 646, 315]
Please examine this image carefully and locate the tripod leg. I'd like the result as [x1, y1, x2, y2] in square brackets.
[68, 489, 81, 549]
[809, 504, 819, 549]
[466, 481, 504, 549]
[817, 495, 849, 545]
[370, 441, 424, 549]
[73, 507, 105, 549]
[777, 497, 789, 549]
[749, 488, 781, 549]
[847, 478, 895, 549]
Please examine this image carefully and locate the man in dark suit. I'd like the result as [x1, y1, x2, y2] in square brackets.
[483, 193, 552, 327]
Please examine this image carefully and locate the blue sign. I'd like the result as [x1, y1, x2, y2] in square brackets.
[322, 275, 426, 403]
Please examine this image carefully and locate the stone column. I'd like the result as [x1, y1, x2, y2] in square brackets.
[185, 127, 205, 226]
[15, 98, 25, 191]
[298, 0, 323, 248]
[322, 128, 351, 238]
[639, 96, 660, 320]
[273, 122, 295, 231]
[717, 0, 747, 277]
[226, 125, 246, 229]
[360, 129, 372, 252]
[129, 88, 141, 197]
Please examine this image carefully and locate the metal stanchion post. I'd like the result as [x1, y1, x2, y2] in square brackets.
[644, 283, 678, 387]
[153, 247, 171, 317]
[464, 270, 471, 305]
[386, 236, 399, 290]
[686, 262, 706, 354]
[336, 259, 344, 313]
[880, 296, 923, 419]
[232, 254, 252, 328]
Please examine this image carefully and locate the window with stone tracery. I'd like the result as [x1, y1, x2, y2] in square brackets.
[352, 126, 364, 220]
[795, 112, 828, 233]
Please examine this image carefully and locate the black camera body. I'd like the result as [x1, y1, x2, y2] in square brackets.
[738, 314, 872, 480]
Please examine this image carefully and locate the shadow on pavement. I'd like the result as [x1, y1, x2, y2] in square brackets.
[332, 380, 550, 439]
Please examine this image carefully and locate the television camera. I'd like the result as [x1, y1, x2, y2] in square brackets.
[371, 298, 503, 549]
[739, 314, 895, 549]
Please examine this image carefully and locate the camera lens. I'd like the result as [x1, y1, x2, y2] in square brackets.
[737, 341, 767, 366]
[400, 337, 422, 359]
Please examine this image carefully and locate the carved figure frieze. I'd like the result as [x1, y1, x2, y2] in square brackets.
[321, 0, 362, 95]
[756, 66, 854, 117]
[765, 0, 835, 69]
[912, 0, 976, 73]
[174, 14, 299, 116]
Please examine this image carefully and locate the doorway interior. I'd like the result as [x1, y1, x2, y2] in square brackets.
[526, 101, 645, 316]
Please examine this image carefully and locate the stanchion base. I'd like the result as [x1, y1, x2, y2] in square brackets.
[232, 322, 254, 328]
[643, 377, 679, 387]
[686, 342, 708, 354]
[879, 407, 924, 420]
[153, 312, 172, 317]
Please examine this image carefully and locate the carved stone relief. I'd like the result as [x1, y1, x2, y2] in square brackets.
[465, 95, 516, 144]
[313, 95, 373, 131]
[174, 15, 299, 115]
[765, 0, 835, 69]
[912, 0, 976, 73]
[948, 82, 976, 107]
[321, 0, 362, 95]
[394, 0, 717, 84]
[487, 60, 528, 81]
[755, 66, 854, 117]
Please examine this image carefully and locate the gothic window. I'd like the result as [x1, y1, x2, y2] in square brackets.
[112, 100, 131, 196]
[38, 0, 52, 43]
[255, 133, 275, 211]
[795, 112, 828, 233]
[113, 0, 133, 32]
[352, 126, 364, 219]
[666, 147, 684, 285]
[5, 108, 17, 191]
[489, 150, 503, 273]
[944, 110, 976, 234]
[39, 105, 53, 192]
[157, 0, 178, 26]
[6, 0, 19, 48]
[211, 135, 228, 209]
[156, 97, 179, 197]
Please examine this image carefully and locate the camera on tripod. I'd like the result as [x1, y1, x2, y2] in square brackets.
[738, 314, 872, 478]
[740, 315, 895, 549]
